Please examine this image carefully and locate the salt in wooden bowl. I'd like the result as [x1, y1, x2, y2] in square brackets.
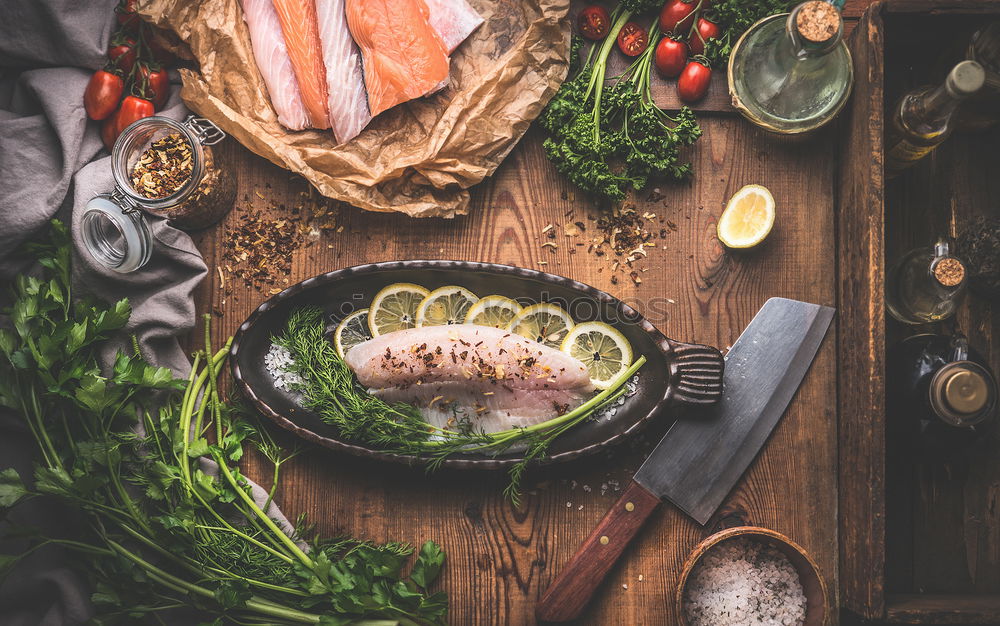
[675, 526, 828, 626]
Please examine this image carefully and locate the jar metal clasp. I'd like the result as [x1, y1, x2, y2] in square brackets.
[183, 115, 226, 146]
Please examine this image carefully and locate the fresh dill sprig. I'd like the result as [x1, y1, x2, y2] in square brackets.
[278, 306, 646, 505]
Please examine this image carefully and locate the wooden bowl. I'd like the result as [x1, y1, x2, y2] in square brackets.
[675, 526, 829, 626]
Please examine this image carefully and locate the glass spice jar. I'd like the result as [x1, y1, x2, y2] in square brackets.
[80, 115, 234, 273]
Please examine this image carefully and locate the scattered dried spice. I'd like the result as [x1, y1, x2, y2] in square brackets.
[538, 206, 671, 285]
[130, 133, 192, 199]
[958, 217, 1000, 300]
[221, 206, 304, 291]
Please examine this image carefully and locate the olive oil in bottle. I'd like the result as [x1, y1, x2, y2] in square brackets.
[885, 60, 985, 175]
[885, 239, 967, 324]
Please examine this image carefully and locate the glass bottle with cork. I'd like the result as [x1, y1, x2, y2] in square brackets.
[886, 238, 967, 324]
[728, 0, 853, 133]
[885, 60, 986, 175]
[888, 333, 997, 457]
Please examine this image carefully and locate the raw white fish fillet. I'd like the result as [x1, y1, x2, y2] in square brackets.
[315, 0, 371, 143]
[345, 325, 594, 433]
[241, 0, 310, 130]
[424, 0, 484, 54]
[375, 383, 589, 432]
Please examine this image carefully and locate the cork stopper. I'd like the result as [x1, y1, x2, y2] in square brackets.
[933, 257, 966, 287]
[795, 1, 841, 43]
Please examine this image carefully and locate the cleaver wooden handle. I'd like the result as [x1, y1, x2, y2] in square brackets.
[536, 479, 661, 622]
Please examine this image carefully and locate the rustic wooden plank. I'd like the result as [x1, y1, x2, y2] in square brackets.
[189, 109, 840, 624]
[835, 1, 886, 621]
[887, 594, 1000, 624]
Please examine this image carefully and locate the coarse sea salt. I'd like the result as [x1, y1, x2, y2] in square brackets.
[683, 537, 807, 626]
[265, 343, 304, 391]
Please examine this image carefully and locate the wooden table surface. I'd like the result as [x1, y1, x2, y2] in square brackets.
[190, 3, 878, 623]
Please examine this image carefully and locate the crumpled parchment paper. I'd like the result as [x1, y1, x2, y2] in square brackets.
[139, 0, 570, 217]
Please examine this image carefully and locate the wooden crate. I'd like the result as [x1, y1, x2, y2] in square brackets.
[838, 1, 1000, 623]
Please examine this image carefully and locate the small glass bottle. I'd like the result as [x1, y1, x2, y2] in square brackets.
[728, 0, 853, 134]
[888, 333, 996, 457]
[885, 60, 985, 175]
[958, 21, 1000, 131]
[885, 239, 967, 324]
[80, 115, 233, 273]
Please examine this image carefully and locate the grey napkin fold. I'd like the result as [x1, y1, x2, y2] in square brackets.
[0, 2, 295, 624]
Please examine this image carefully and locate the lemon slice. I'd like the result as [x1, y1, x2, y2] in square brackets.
[465, 295, 523, 328]
[333, 308, 372, 359]
[368, 283, 430, 336]
[560, 322, 633, 389]
[415, 286, 479, 327]
[508, 303, 575, 348]
[717, 184, 775, 249]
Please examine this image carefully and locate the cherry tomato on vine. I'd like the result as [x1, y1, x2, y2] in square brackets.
[137, 64, 170, 110]
[116, 0, 140, 33]
[616, 22, 648, 57]
[116, 95, 155, 135]
[689, 17, 721, 56]
[659, 0, 699, 34]
[578, 5, 611, 41]
[84, 70, 124, 121]
[654, 37, 688, 78]
[108, 37, 137, 73]
[101, 112, 120, 151]
[678, 58, 712, 103]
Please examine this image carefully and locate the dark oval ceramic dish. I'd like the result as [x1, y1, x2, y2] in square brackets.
[231, 261, 724, 469]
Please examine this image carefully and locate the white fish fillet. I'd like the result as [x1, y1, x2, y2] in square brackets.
[315, 0, 371, 144]
[241, 0, 310, 130]
[375, 383, 589, 432]
[345, 325, 594, 433]
[424, 0, 484, 54]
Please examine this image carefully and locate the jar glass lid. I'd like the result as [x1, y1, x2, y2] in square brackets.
[80, 195, 152, 273]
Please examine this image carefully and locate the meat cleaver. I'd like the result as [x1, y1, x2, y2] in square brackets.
[536, 297, 835, 622]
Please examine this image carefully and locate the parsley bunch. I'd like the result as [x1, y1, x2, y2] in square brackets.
[541, 12, 701, 203]
[0, 221, 447, 625]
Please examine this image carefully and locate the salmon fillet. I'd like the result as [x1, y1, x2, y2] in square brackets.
[272, 0, 331, 129]
[315, 0, 371, 143]
[344, 0, 451, 117]
[424, 0, 484, 54]
[241, 0, 311, 130]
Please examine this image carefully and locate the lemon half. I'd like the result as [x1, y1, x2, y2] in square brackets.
[717, 184, 775, 249]
[560, 322, 633, 389]
[508, 303, 575, 348]
[333, 308, 372, 358]
[368, 283, 430, 336]
[465, 295, 523, 328]
[415, 286, 479, 327]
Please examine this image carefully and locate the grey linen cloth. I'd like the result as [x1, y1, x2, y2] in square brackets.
[0, 2, 295, 624]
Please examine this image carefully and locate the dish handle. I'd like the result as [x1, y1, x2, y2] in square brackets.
[664, 339, 724, 406]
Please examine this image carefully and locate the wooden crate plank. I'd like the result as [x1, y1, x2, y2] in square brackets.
[836, 1, 887, 620]
[887, 594, 1000, 624]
